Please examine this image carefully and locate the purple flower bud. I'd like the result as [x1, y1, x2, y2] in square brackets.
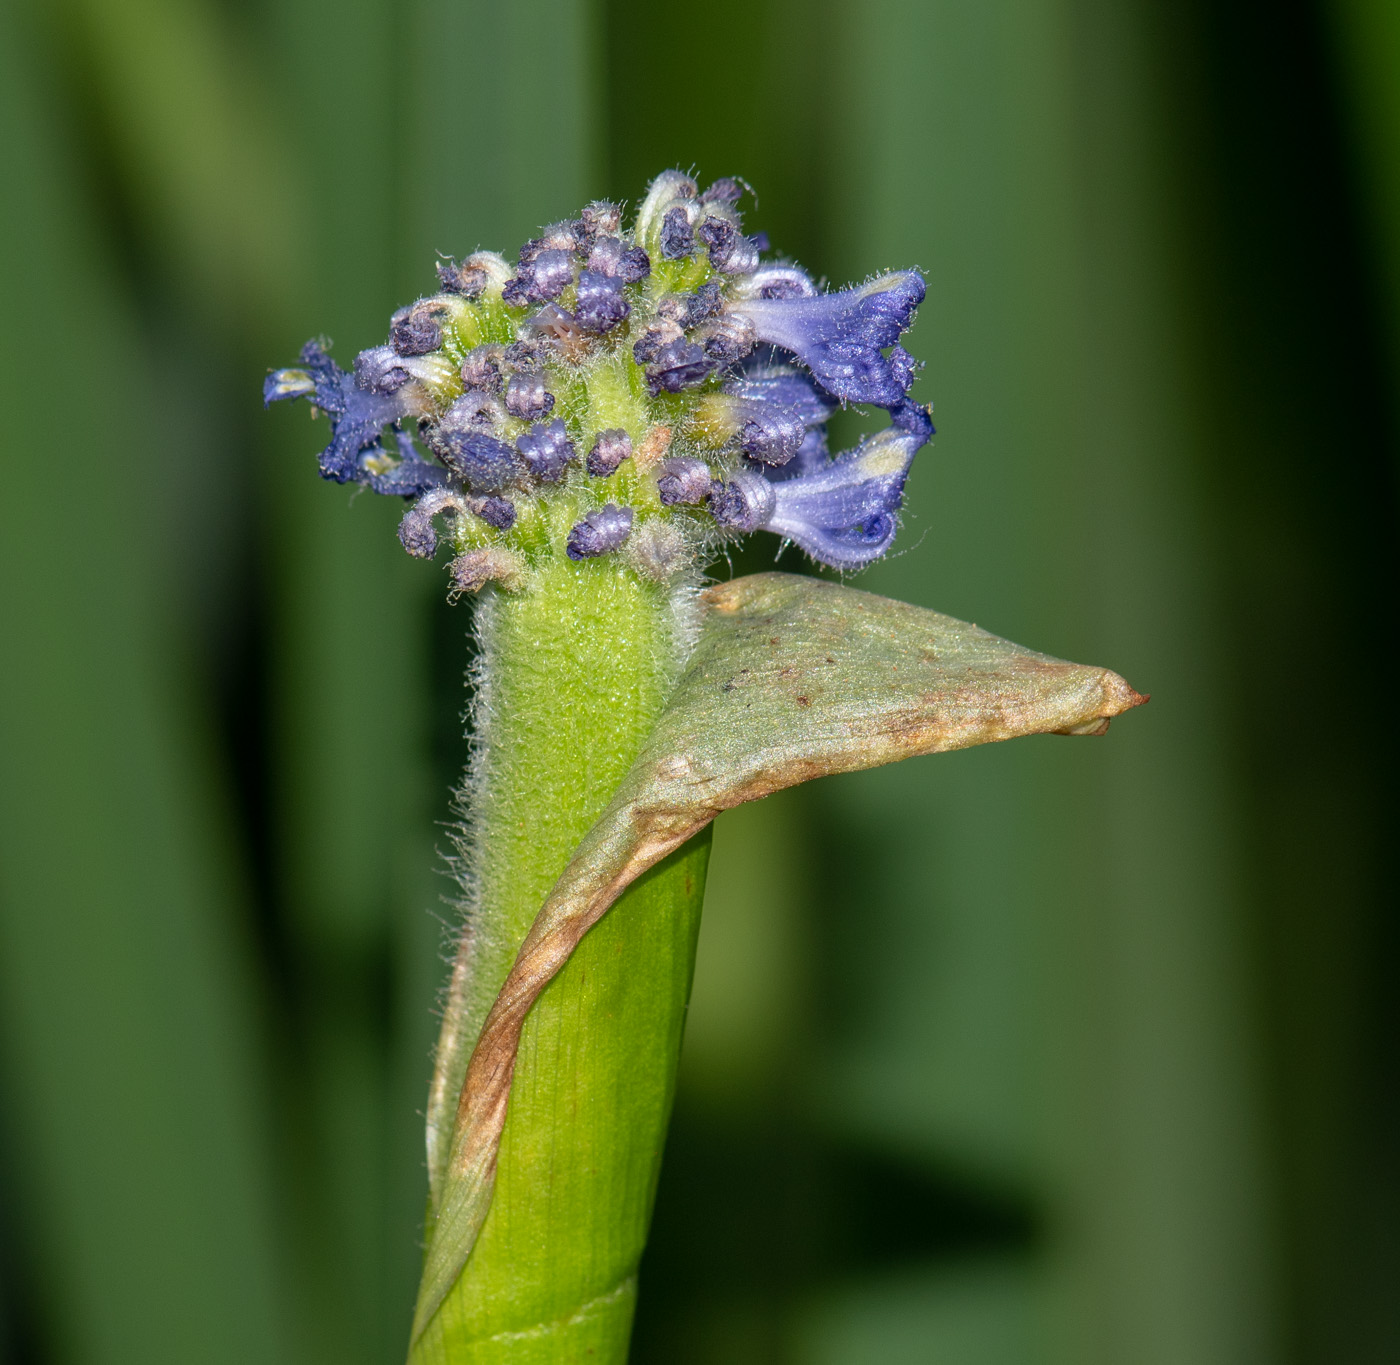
[467, 495, 517, 531]
[659, 206, 695, 259]
[632, 321, 680, 366]
[587, 428, 632, 477]
[681, 280, 721, 328]
[399, 507, 442, 558]
[516, 418, 575, 482]
[436, 429, 518, 491]
[574, 270, 631, 333]
[657, 457, 713, 504]
[586, 235, 650, 282]
[566, 503, 635, 560]
[637, 172, 698, 245]
[728, 270, 925, 408]
[439, 389, 507, 434]
[735, 400, 807, 466]
[700, 177, 745, 206]
[504, 371, 555, 420]
[581, 201, 622, 239]
[708, 470, 777, 533]
[696, 215, 735, 261]
[530, 248, 574, 299]
[644, 337, 715, 394]
[390, 305, 443, 356]
[694, 314, 757, 366]
[460, 344, 505, 393]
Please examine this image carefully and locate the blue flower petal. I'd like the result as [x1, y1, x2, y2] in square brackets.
[730, 271, 925, 409]
[265, 340, 412, 485]
[762, 424, 929, 568]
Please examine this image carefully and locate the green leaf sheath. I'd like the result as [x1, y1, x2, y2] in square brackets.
[414, 558, 709, 1363]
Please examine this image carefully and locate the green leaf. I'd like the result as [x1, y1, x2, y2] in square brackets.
[412, 571, 1145, 1339]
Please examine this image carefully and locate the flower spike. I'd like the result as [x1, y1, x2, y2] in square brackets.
[265, 171, 933, 586]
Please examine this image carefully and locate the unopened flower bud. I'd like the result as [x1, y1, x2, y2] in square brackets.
[460, 344, 506, 393]
[566, 503, 635, 560]
[659, 206, 696, 260]
[575, 271, 630, 333]
[657, 457, 713, 505]
[516, 418, 575, 482]
[505, 372, 555, 420]
[581, 200, 622, 238]
[466, 495, 517, 531]
[390, 305, 444, 356]
[398, 488, 469, 559]
[587, 429, 632, 477]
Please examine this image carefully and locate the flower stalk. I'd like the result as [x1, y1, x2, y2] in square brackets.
[414, 562, 709, 1362]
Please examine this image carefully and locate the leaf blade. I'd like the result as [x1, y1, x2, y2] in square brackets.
[412, 571, 1146, 1338]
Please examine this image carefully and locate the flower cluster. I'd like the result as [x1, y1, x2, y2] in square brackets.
[265, 171, 932, 594]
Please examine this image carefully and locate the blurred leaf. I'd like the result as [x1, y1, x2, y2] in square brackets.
[0, 7, 290, 1364]
[50, 0, 306, 323]
[1328, 0, 1400, 392]
[413, 571, 1143, 1338]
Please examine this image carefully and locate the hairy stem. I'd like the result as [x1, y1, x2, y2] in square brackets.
[413, 557, 710, 1364]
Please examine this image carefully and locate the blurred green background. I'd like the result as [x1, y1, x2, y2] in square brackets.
[1, 0, 1397, 1361]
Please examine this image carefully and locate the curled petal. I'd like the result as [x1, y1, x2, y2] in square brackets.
[708, 469, 776, 533]
[398, 488, 469, 558]
[729, 271, 926, 407]
[729, 265, 817, 301]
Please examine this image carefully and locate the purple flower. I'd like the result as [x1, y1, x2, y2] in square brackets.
[710, 419, 931, 568]
[728, 271, 926, 409]
[264, 340, 413, 485]
[362, 430, 449, 497]
[764, 425, 928, 567]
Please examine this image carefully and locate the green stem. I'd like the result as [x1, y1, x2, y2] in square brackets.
[413, 556, 711, 1364]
